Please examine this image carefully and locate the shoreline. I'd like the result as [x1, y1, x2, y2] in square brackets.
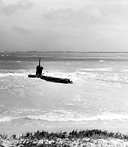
[1, 129, 128, 147]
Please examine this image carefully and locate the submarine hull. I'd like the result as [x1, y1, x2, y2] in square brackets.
[28, 75, 73, 84]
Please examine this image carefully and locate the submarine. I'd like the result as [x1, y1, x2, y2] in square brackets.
[28, 58, 73, 84]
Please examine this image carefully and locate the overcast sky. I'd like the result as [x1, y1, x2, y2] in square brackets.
[0, 0, 128, 52]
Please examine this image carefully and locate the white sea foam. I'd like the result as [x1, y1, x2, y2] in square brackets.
[80, 68, 113, 72]
[0, 69, 128, 85]
[66, 70, 128, 84]
[23, 110, 128, 122]
[1, 112, 128, 123]
[0, 116, 17, 122]
[99, 60, 105, 63]
[0, 73, 27, 77]
[121, 70, 128, 72]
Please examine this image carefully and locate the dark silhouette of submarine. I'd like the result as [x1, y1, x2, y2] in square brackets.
[28, 58, 73, 84]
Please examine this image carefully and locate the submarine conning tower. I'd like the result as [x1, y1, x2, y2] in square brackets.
[36, 58, 43, 77]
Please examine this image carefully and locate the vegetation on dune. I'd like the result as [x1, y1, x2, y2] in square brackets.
[1, 129, 128, 147]
[17, 129, 128, 140]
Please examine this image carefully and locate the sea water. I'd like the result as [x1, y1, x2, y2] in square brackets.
[1, 51, 128, 135]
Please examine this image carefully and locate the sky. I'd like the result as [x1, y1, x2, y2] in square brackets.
[0, 0, 128, 52]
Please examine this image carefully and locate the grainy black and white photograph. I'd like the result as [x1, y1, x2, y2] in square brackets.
[1, 0, 128, 146]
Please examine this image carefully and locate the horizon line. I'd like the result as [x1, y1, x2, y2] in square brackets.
[1, 51, 128, 53]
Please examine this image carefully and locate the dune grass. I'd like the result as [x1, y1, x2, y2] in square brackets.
[15, 129, 128, 140]
[1, 129, 128, 147]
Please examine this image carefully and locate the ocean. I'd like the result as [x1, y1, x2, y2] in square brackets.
[1, 51, 128, 135]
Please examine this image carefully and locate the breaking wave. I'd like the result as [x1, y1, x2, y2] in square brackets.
[1, 67, 128, 85]
[1, 110, 128, 123]
[0, 69, 33, 77]
[0, 73, 27, 77]
[70, 69, 128, 84]
[79, 68, 113, 72]
[24, 111, 128, 122]
[0, 116, 17, 122]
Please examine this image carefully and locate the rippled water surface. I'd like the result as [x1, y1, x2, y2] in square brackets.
[1, 52, 128, 134]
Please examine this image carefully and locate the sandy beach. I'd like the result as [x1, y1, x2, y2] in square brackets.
[0, 129, 128, 147]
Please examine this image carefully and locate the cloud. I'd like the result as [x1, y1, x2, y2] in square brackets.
[43, 0, 128, 28]
[1, 0, 128, 52]
[0, 0, 35, 15]
[12, 25, 31, 34]
[44, 8, 102, 28]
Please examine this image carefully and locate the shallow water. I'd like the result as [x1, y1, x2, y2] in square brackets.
[1, 52, 128, 134]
